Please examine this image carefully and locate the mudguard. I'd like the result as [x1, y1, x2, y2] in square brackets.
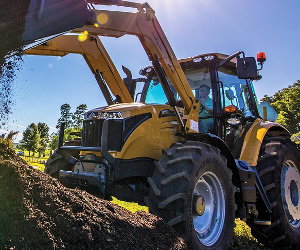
[239, 119, 290, 166]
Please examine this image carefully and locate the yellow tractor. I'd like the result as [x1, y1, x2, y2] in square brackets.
[18, 1, 299, 249]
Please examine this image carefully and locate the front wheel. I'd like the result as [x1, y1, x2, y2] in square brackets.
[45, 141, 80, 178]
[44, 149, 74, 178]
[145, 141, 235, 249]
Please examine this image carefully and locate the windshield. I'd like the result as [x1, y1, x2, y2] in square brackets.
[144, 79, 168, 104]
[144, 68, 211, 105]
[218, 71, 258, 117]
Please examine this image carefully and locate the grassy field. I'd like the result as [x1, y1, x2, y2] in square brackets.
[19, 150, 48, 171]
[22, 156, 266, 249]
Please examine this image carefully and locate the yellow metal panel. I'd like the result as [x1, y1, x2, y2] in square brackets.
[116, 108, 179, 160]
[239, 119, 287, 166]
[81, 104, 179, 160]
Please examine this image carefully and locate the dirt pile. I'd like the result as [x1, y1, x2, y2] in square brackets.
[0, 1, 30, 124]
[0, 155, 187, 249]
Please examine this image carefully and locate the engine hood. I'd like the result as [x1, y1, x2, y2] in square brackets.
[85, 103, 172, 119]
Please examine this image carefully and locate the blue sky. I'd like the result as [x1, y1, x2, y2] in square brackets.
[3, 0, 300, 140]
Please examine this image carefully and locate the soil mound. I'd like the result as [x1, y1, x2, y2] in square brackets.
[0, 153, 186, 249]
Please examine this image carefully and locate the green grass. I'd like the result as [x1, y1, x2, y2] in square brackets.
[28, 162, 45, 171]
[19, 150, 48, 171]
[111, 197, 148, 213]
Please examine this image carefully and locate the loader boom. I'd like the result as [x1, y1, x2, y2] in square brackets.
[24, 35, 133, 104]
[22, 0, 200, 131]
[73, 8, 200, 130]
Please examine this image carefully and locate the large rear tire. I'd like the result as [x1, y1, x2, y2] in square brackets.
[249, 138, 300, 249]
[145, 141, 235, 250]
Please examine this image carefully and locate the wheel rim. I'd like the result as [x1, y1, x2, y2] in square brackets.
[192, 172, 225, 246]
[281, 160, 300, 228]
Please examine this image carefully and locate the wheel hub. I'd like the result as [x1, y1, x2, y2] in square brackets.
[194, 195, 206, 216]
[192, 172, 225, 246]
[281, 160, 300, 226]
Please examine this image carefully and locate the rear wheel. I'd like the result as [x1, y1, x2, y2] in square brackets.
[145, 141, 235, 249]
[249, 138, 300, 249]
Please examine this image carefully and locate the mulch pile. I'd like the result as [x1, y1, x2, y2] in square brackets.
[0, 145, 187, 249]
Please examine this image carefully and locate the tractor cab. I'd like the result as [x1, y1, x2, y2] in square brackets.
[133, 53, 261, 153]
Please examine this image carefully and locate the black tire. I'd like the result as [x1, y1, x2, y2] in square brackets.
[249, 138, 300, 249]
[44, 149, 74, 178]
[145, 141, 235, 250]
[45, 141, 80, 178]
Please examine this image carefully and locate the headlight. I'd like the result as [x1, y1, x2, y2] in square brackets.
[204, 55, 215, 60]
[193, 57, 203, 63]
[85, 111, 98, 119]
[99, 112, 123, 119]
[227, 117, 241, 126]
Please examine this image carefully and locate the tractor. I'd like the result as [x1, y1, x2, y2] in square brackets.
[15, 0, 300, 249]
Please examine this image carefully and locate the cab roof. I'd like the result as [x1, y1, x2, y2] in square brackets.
[139, 53, 237, 77]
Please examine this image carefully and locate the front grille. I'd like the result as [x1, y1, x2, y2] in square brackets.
[81, 113, 152, 152]
[82, 119, 123, 151]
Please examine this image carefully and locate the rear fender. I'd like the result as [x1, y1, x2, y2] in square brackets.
[239, 119, 290, 166]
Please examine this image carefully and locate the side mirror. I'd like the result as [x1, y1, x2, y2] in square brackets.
[236, 57, 258, 79]
[225, 89, 235, 101]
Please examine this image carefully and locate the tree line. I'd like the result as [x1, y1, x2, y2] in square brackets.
[261, 80, 300, 143]
[18, 103, 87, 156]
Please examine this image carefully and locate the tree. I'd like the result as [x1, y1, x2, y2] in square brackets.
[56, 103, 73, 129]
[19, 123, 41, 156]
[291, 131, 300, 148]
[49, 128, 81, 150]
[51, 103, 87, 150]
[37, 122, 49, 157]
[261, 80, 300, 134]
[72, 104, 87, 128]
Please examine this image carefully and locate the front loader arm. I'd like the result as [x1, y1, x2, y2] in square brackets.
[24, 35, 133, 104]
[74, 8, 200, 131]
[20, 0, 199, 131]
